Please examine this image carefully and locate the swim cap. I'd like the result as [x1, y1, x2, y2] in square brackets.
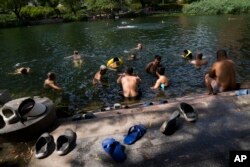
[100, 65, 107, 70]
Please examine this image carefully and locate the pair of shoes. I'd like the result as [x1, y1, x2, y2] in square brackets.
[102, 124, 147, 162]
[160, 103, 197, 135]
[35, 128, 77, 159]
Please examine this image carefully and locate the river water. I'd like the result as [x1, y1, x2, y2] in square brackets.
[0, 15, 250, 113]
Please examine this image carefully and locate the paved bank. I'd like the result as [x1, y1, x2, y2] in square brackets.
[29, 91, 250, 167]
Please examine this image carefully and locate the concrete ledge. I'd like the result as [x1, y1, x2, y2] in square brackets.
[28, 92, 250, 167]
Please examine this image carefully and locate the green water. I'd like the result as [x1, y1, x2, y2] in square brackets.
[0, 15, 250, 113]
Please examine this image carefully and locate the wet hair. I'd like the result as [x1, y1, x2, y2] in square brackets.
[74, 50, 78, 54]
[157, 67, 165, 75]
[125, 67, 133, 75]
[47, 72, 56, 80]
[113, 57, 119, 62]
[184, 50, 188, 54]
[197, 53, 203, 60]
[216, 49, 227, 60]
[20, 68, 28, 74]
[154, 55, 161, 61]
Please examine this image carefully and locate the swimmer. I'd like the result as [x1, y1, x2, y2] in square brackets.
[204, 49, 236, 95]
[44, 72, 62, 91]
[107, 57, 123, 69]
[64, 50, 83, 68]
[117, 67, 141, 98]
[151, 67, 169, 90]
[145, 55, 162, 75]
[128, 43, 143, 60]
[182, 49, 192, 59]
[93, 65, 107, 86]
[190, 53, 208, 69]
[9, 67, 31, 75]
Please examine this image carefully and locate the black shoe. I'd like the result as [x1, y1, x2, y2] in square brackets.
[56, 128, 77, 155]
[179, 102, 197, 122]
[35, 132, 54, 159]
[160, 110, 180, 135]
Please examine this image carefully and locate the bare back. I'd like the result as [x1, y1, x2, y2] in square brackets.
[212, 59, 236, 91]
[120, 75, 141, 97]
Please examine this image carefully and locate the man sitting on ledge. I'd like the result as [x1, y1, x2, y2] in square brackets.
[205, 49, 236, 94]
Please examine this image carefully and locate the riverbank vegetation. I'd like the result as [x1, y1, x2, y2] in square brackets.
[1, 0, 250, 28]
[183, 0, 250, 15]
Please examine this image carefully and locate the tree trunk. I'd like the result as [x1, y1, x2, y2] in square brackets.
[139, 0, 145, 8]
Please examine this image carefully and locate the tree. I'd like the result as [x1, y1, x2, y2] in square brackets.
[61, 0, 82, 16]
[0, 0, 28, 20]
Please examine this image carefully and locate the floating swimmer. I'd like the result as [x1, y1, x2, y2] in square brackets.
[9, 67, 31, 75]
[106, 57, 123, 69]
[190, 53, 208, 69]
[65, 50, 83, 68]
[151, 67, 169, 90]
[182, 49, 193, 59]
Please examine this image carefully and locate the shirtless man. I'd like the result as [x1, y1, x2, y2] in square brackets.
[190, 53, 208, 69]
[44, 72, 62, 91]
[64, 50, 83, 68]
[92, 65, 107, 85]
[205, 49, 236, 94]
[145, 55, 162, 75]
[151, 67, 169, 90]
[117, 67, 141, 98]
[128, 43, 143, 60]
[9, 67, 31, 75]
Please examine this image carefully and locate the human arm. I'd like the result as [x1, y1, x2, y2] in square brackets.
[145, 62, 152, 73]
[151, 79, 161, 89]
[117, 73, 125, 84]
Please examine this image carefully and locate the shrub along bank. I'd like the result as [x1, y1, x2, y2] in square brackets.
[183, 0, 250, 15]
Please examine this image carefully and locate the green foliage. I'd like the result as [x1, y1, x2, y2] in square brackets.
[84, 0, 120, 12]
[0, 0, 28, 19]
[183, 0, 250, 15]
[21, 6, 55, 20]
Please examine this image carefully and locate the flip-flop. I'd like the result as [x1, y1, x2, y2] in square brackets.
[123, 124, 146, 145]
[160, 110, 180, 135]
[56, 128, 77, 155]
[179, 102, 198, 122]
[235, 89, 249, 96]
[102, 138, 126, 162]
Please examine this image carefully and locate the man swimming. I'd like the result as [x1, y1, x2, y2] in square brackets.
[44, 72, 62, 91]
[204, 49, 236, 94]
[190, 53, 208, 69]
[128, 43, 143, 60]
[64, 50, 83, 68]
[117, 67, 141, 98]
[145, 55, 162, 75]
[93, 65, 107, 86]
[9, 67, 31, 75]
[151, 67, 169, 90]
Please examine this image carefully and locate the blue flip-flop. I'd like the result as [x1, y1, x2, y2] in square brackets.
[235, 89, 249, 96]
[123, 124, 146, 145]
[102, 138, 126, 162]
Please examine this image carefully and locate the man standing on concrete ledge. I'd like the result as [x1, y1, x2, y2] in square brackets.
[205, 49, 236, 94]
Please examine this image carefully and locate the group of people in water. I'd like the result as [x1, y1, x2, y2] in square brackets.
[11, 43, 237, 99]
